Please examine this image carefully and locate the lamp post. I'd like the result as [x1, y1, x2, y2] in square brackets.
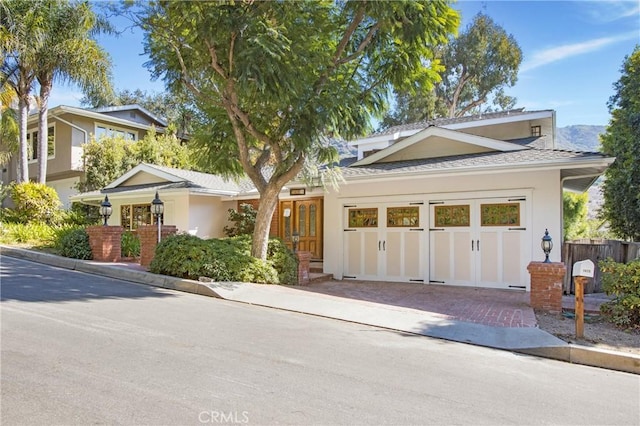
[151, 191, 164, 243]
[292, 230, 299, 253]
[100, 195, 112, 226]
[541, 229, 553, 263]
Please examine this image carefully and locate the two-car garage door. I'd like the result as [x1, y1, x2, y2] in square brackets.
[342, 197, 529, 289]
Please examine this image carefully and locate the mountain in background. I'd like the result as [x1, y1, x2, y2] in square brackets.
[556, 125, 606, 152]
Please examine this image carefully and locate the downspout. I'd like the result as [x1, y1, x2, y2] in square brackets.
[560, 173, 605, 242]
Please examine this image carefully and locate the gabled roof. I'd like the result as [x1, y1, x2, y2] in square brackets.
[105, 163, 247, 195]
[342, 148, 613, 192]
[42, 105, 168, 133]
[369, 108, 551, 137]
[351, 126, 526, 166]
[351, 109, 554, 147]
[91, 104, 168, 127]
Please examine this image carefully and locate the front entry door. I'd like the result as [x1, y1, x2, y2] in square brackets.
[280, 198, 323, 259]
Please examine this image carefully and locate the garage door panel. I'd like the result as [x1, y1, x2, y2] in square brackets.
[479, 231, 499, 283]
[345, 232, 362, 276]
[363, 232, 378, 276]
[453, 232, 472, 283]
[404, 232, 421, 278]
[386, 232, 401, 277]
[431, 232, 451, 282]
[502, 232, 522, 285]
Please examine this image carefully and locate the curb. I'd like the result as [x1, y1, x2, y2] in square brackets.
[2, 245, 638, 375]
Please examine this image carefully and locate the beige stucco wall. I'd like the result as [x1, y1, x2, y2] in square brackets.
[103, 191, 234, 239]
[48, 176, 81, 209]
[188, 195, 236, 239]
[323, 168, 562, 281]
[458, 118, 554, 144]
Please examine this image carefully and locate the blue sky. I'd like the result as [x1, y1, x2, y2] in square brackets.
[48, 0, 640, 128]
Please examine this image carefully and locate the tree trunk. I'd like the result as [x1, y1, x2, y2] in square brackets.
[251, 184, 280, 260]
[37, 82, 52, 183]
[17, 97, 29, 183]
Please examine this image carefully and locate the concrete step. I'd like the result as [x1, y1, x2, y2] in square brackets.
[309, 272, 332, 283]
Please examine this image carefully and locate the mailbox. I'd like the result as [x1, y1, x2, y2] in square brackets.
[572, 259, 595, 278]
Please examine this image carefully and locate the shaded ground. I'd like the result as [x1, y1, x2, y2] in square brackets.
[535, 310, 640, 355]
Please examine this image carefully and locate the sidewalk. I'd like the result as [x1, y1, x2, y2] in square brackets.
[2, 245, 638, 375]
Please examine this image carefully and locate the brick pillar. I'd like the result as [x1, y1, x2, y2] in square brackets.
[86, 225, 124, 262]
[296, 251, 311, 285]
[527, 261, 566, 313]
[138, 225, 178, 268]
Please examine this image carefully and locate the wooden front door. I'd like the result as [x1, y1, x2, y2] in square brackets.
[280, 198, 323, 259]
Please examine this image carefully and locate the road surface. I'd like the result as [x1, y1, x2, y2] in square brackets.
[1, 256, 638, 425]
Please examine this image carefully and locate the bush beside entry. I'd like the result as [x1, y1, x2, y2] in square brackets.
[599, 258, 640, 330]
[149, 234, 297, 285]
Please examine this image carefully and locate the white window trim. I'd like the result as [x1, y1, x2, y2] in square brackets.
[26, 123, 56, 163]
[94, 122, 139, 141]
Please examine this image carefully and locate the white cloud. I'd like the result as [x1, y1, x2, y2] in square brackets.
[582, 0, 640, 23]
[520, 31, 639, 72]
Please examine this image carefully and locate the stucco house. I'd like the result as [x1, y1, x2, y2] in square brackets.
[71, 109, 614, 291]
[1, 104, 170, 208]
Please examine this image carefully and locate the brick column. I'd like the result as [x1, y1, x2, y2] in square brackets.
[296, 251, 311, 285]
[138, 225, 178, 268]
[86, 226, 124, 262]
[527, 261, 566, 313]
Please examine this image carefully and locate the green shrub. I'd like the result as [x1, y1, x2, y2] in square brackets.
[121, 231, 140, 258]
[268, 237, 298, 285]
[150, 233, 297, 284]
[6, 182, 61, 224]
[55, 227, 92, 260]
[150, 234, 216, 279]
[0, 222, 56, 246]
[223, 203, 257, 237]
[599, 258, 640, 329]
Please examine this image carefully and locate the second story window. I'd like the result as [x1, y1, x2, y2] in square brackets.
[531, 125, 541, 137]
[95, 124, 137, 141]
[26, 126, 55, 162]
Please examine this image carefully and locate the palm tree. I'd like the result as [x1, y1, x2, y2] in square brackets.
[34, 0, 113, 183]
[0, 0, 44, 183]
[0, 84, 19, 166]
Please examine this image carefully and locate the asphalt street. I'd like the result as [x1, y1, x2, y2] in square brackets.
[1, 256, 639, 425]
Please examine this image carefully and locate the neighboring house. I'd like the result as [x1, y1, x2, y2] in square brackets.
[1, 104, 169, 208]
[71, 109, 615, 291]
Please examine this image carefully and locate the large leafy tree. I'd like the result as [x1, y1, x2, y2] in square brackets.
[380, 12, 521, 128]
[139, 0, 459, 259]
[436, 12, 521, 118]
[34, 0, 113, 184]
[600, 46, 640, 241]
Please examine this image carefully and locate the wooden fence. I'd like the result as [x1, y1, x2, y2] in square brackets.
[561, 239, 640, 294]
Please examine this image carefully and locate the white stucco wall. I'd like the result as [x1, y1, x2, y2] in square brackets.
[323, 168, 562, 283]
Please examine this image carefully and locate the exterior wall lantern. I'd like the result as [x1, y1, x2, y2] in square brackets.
[292, 230, 300, 253]
[100, 195, 112, 226]
[151, 191, 164, 243]
[541, 228, 553, 263]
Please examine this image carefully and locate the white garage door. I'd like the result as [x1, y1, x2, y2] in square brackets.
[343, 202, 425, 283]
[429, 197, 529, 289]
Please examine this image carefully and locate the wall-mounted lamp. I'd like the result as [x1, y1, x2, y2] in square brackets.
[100, 195, 112, 226]
[292, 230, 300, 253]
[151, 191, 164, 243]
[541, 229, 553, 263]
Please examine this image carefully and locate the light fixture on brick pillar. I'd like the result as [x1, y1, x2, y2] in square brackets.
[151, 191, 164, 243]
[100, 195, 112, 226]
[541, 228, 553, 263]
